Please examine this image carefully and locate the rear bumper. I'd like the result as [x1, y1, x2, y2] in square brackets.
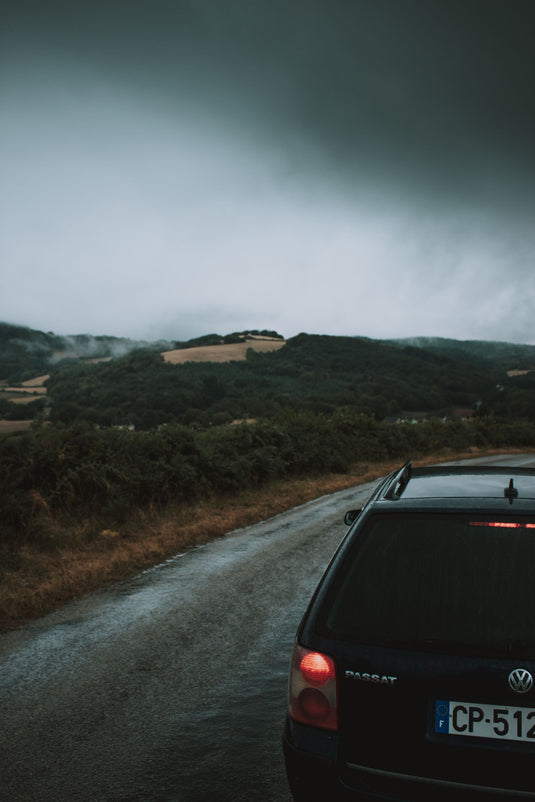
[282, 719, 347, 800]
[341, 763, 535, 801]
[283, 719, 535, 801]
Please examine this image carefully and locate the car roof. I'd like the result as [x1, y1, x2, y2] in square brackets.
[371, 463, 535, 511]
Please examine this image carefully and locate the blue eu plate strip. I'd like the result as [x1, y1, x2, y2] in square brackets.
[435, 700, 450, 734]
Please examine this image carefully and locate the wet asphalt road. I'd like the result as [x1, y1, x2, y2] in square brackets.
[1, 454, 533, 802]
[0, 481, 374, 802]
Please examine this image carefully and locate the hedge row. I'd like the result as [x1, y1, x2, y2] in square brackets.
[1, 411, 535, 546]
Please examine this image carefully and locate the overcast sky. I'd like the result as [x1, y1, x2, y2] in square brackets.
[1, 0, 534, 344]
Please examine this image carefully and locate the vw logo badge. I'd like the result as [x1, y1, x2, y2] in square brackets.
[508, 668, 534, 694]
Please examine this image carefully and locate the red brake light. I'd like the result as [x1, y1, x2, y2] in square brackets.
[299, 651, 335, 686]
[288, 645, 337, 731]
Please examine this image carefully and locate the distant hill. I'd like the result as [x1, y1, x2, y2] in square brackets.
[387, 336, 535, 371]
[0, 322, 168, 382]
[0, 323, 285, 382]
[2, 323, 535, 428]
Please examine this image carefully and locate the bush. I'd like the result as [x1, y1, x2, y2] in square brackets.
[1, 413, 535, 549]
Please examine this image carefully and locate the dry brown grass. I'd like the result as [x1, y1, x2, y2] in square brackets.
[162, 339, 286, 364]
[0, 448, 528, 632]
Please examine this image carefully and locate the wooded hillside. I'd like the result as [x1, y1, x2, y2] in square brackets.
[2, 324, 535, 563]
[2, 325, 535, 426]
[43, 333, 535, 427]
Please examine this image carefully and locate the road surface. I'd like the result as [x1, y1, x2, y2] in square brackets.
[1, 454, 533, 801]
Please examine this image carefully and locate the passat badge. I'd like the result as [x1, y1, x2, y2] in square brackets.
[345, 670, 397, 686]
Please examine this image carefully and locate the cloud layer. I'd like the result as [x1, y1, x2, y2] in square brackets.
[2, 1, 534, 342]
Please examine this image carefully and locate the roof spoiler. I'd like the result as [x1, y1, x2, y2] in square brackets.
[384, 461, 413, 500]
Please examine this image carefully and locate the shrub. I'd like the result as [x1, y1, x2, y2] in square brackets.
[1, 413, 535, 550]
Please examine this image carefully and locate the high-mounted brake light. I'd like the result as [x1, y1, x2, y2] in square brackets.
[288, 645, 338, 731]
[469, 521, 535, 529]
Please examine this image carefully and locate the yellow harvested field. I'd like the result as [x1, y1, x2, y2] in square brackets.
[0, 420, 33, 432]
[4, 395, 44, 405]
[5, 386, 47, 395]
[22, 375, 50, 387]
[162, 339, 286, 364]
[52, 351, 111, 364]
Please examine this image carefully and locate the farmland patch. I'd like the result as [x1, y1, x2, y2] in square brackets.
[162, 339, 286, 364]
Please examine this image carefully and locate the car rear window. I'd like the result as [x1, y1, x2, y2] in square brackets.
[318, 513, 535, 658]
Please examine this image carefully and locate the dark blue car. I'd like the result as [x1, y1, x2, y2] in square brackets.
[284, 463, 535, 800]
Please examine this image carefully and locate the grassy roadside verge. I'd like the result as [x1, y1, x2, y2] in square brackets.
[0, 447, 530, 632]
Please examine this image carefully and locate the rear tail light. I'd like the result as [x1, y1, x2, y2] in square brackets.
[288, 644, 338, 731]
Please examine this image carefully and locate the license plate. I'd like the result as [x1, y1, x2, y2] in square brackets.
[435, 700, 535, 743]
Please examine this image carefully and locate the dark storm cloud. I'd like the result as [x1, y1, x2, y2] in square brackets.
[4, 0, 533, 200]
[1, 1, 534, 342]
